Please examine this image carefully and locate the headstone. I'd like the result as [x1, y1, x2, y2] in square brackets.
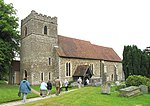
[139, 85, 148, 94]
[71, 82, 78, 87]
[101, 82, 111, 94]
[101, 71, 111, 94]
[102, 73, 107, 84]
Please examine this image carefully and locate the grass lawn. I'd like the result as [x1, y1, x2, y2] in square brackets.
[23, 87, 150, 106]
[0, 81, 74, 104]
[0, 83, 40, 103]
[0, 81, 55, 104]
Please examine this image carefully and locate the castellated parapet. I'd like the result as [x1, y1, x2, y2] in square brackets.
[21, 10, 57, 26]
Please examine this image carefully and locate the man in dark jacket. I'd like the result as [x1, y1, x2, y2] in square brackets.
[47, 80, 52, 95]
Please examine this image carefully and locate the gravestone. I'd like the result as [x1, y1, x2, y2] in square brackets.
[102, 73, 107, 84]
[119, 86, 141, 97]
[101, 72, 110, 94]
[139, 85, 148, 94]
[101, 82, 111, 94]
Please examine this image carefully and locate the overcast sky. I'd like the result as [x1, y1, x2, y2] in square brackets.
[4, 0, 150, 59]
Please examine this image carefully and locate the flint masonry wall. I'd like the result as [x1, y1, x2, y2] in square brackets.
[59, 57, 123, 82]
[20, 10, 58, 85]
[59, 57, 101, 81]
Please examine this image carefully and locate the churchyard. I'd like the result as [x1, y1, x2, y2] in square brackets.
[0, 80, 150, 106]
[23, 86, 150, 106]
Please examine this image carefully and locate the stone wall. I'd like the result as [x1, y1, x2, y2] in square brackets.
[103, 61, 123, 81]
[58, 57, 123, 82]
[59, 57, 101, 81]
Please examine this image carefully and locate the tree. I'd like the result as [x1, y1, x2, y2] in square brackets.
[142, 48, 150, 77]
[0, 0, 20, 80]
[123, 45, 130, 79]
[123, 45, 150, 79]
[131, 45, 141, 75]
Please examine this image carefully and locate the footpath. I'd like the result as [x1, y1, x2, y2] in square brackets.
[0, 89, 77, 106]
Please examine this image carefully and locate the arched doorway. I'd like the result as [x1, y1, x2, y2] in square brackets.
[24, 70, 27, 78]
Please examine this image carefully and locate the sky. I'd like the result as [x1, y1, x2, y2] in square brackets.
[4, 0, 150, 59]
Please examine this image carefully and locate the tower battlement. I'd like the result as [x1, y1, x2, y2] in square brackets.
[21, 10, 57, 26]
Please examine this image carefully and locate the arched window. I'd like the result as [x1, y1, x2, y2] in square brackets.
[41, 72, 44, 81]
[49, 58, 52, 65]
[89, 64, 94, 75]
[104, 66, 107, 73]
[111, 74, 114, 81]
[25, 27, 27, 36]
[44, 26, 47, 35]
[48, 72, 51, 80]
[66, 62, 71, 76]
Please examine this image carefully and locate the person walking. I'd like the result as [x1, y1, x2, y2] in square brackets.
[40, 80, 47, 97]
[77, 77, 82, 89]
[86, 78, 89, 85]
[47, 80, 52, 95]
[64, 79, 69, 91]
[55, 77, 61, 95]
[60, 80, 63, 92]
[19, 77, 31, 102]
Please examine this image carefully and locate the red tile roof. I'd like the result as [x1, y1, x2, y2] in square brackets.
[56, 35, 121, 62]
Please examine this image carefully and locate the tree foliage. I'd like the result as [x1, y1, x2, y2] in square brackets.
[123, 45, 150, 79]
[0, 0, 20, 80]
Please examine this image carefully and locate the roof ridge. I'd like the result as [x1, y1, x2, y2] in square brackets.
[91, 44, 112, 49]
[58, 35, 91, 43]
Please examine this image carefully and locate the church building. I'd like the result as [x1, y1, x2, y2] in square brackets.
[12, 10, 124, 85]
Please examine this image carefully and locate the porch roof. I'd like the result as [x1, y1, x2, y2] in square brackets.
[73, 65, 90, 77]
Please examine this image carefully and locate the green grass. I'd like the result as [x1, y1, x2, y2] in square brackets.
[0, 81, 75, 104]
[0, 83, 40, 103]
[0, 81, 150, 106]
[23, 87, 150, 106]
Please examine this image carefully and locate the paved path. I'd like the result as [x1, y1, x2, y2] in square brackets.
[0, 89, 77, 106]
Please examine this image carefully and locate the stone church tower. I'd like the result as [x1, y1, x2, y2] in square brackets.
[20, 10, 58, 85]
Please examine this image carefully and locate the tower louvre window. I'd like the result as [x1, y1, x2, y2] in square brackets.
[44, 26, 47, 35]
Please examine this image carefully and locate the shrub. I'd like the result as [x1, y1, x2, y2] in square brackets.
[125, 75, 150, 87]
[115, 84, 126, 91]
[0, 80, 8, 85]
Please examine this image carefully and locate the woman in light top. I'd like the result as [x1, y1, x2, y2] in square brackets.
[64, 79, 69, 91]
[40, 80, 47, 97]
